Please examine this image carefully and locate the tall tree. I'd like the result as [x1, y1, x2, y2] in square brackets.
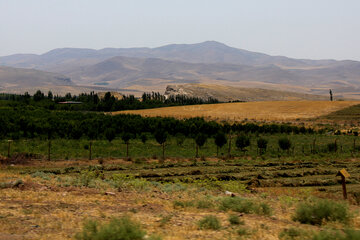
[154, 130, 167, 160]
[235, 134, 251, 153]
[105, 128, 116, 142]
[121, 132, 132, 157]
[214, 132, 227, 156]
[329, 89, 333, 101]
[195, 133, 207, 158]
[257, 138, 268, 155]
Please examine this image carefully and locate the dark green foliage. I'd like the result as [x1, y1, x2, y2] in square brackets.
[278, 137, 292, 151]
[74, 216, 146, 240]
[327, 141, 338, 152]
[198, 215, 221, 230]
[33, 90, 45, 101]
[195, 133, 207, 148]
[293, 198, 350, 225]
[257, 137, 268, 154]
[140, 133, 148, 144]
[105, 128, 116, 142]
[175, 133, 186, 146]
[235, 134, 250, 152]
[215, 132, 227, 148]
[154, 130, 167, 145]
[121, 133, 132, 144]
[154, 130, 167, 159]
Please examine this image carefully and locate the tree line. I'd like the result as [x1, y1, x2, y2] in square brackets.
[0, 90, 219, 112]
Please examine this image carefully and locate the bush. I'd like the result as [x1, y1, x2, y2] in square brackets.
[228, 215, 244, 225]
[198, 215, 221, 230]
[279, 227, 310, 240]
[278, 137, 291, 151]
[75, 216, 146, 240]
[257, 138, 268, 154]
[235, 134, 250, 152]
[237, 227, 249, 237]
[175, 133, 186, 146]
[292, 198, 350, 225]
[220, 197, 272, 216]
[312, 229, 360, 240]
[196, 200, 214, 209]
[173, 200, 194, 208]
[327, 142, 338, 152]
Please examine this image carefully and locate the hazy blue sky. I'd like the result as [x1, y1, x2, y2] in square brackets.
[1, 0, 359, 60]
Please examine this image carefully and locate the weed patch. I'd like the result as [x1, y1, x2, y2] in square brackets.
[75, 216, 146, 240]
[198, 215, 221, 230]
[293, 198, 350, 225]
[220, 197, 272, 216]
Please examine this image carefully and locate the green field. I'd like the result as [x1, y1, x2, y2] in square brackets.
[2, 134, 359, 161]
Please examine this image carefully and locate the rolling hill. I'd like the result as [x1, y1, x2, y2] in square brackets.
[164, 84, 329, 102]
[1, 41, 360, 98]
[0, 66, 72, 89]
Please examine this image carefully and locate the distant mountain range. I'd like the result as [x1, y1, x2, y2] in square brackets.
[1, 41, 360, 99]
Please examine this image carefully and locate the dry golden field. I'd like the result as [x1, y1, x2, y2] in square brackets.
[113, 101, 360, 122]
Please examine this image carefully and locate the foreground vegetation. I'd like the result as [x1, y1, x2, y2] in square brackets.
[1, 157, 360, 240]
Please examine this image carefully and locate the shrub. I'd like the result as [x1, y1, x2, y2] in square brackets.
[198, 215, 221, 230]
[327, 142, 338, 152]
[278, 137, 291, 151]
[292, 198, 350, 225]
[220, 197, 272, 216]
[257, 138, 268, 154]
[235, 134, 250, 152]
[228, 215, 244, 225]
[173, 200, 194, 208]
[196, 200, 214, 209]
[105, 128, 116, 142]
[237, 227, 249, 236]
[175, 133, 186, 146]
[312, 229, 360, 240]
[140, 133, 148, 144]
[74, 216, 146, 240]
[279, 227, 310, 240]
[214, 132, 227, 155]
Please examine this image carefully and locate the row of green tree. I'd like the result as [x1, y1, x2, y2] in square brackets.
[0, 104, 318, 142]
[0, 90, 219, 112]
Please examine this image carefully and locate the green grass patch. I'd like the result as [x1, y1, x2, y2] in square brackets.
[198, 215, 221, 230]
[74, 216, 147, 240]
[292, 198, 350, 225]
[220, 197, 272, 216]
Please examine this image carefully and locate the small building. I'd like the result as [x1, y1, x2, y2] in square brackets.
[58, 101, 82, 104]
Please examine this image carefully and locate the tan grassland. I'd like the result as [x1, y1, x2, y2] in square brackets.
[113, 101, 360, 122]
[1, 159, 359, 240]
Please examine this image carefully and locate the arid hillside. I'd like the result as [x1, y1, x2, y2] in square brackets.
[164, 84, 329, 102]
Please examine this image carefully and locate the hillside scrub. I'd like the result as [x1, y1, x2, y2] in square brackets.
[292, 198, 350, 225]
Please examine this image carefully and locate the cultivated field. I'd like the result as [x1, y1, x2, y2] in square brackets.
[115, 101, 360, 122]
